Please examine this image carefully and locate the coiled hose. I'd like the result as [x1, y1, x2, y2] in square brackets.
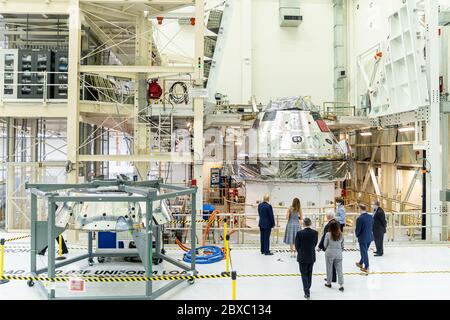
[176, 210, 226, 264]
[182, 246, 224, 264]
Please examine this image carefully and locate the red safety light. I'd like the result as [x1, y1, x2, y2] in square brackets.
[156, 16, 163, 25]
[190, 17, 196, 26]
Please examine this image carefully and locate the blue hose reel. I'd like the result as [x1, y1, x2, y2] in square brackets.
[183, 246, 224, 264]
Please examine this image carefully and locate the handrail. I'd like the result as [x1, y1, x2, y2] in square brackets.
[168, 211, 450, 245]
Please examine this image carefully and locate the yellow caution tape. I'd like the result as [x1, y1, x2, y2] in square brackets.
[3, 270, 450, 283]
[4, 235, 31, 243]
[167, 218, 225, 224]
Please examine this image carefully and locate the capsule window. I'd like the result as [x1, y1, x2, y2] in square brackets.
[262, 111, 277, 122]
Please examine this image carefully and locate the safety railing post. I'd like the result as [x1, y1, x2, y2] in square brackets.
[0, 238, 9, 284]
[231, 271, 237, 300]
[223, 218, 230, 275]
[56, 234, 66, 261]
[43, 72, 47, 104]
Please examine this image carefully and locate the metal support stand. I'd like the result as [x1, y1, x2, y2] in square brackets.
[25, 178, 198, 300]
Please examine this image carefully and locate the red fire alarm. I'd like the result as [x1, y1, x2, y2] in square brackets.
[156, 16, 163, 25]
[191, 179, 197, 187]
[190, 17, 196, 26]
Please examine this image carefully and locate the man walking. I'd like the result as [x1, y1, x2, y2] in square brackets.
[355, 204, 373, 273]
[295, 218, 318, 299]
[258, 194, 275, 255]
[372, 200, 387, 256]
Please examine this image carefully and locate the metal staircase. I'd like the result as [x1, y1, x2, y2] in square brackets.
[158, 113, 173, 152]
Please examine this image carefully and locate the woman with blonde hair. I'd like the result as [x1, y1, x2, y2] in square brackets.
[284, 198, 303, 257]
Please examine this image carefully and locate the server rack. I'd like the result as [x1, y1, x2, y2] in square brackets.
[52, 50, 68, 99]
[18, 49, 52, 99]
[0, 49, 19, 99]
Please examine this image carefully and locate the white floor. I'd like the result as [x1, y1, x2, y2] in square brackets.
[1, 232, 449, 300]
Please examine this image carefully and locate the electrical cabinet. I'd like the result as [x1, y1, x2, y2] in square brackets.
[52, 50, 68, 99]
[0, 49, 18, 99]
[18, 49, 52, 99]
[210, 168, 221, 187]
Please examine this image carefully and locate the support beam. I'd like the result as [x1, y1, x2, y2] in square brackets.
[0, 0, 70, 14]
[80, 0, 193, 5]
[79, 65, 194, 75]
[0, 104, 68, 118]
[78, 154, 193, 163]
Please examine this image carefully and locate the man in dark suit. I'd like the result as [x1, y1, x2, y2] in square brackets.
[372, 200, 387, 256]
[258, 194, 275, 256]
[355, 204, 374, 273]
[318, 213, 336, 283]
[295, 218, 318, 299]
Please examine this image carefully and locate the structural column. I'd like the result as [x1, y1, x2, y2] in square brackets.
[67, 0, 82, 184]
[333, 0, 348, 105]
[133, 14, 153, 180]
[241, 0, 252, 102]
[193, 0, 205, 220]
[426, 0, 443, 241]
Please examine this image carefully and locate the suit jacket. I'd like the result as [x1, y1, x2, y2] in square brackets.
[355, 212, 374, 243]
[318, 219, 336, 251]
[295, 228, 318, 264]
[258, 202, 275, 229]
[373, 207, 387, 234]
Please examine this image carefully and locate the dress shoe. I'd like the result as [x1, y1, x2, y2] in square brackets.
[339, 287, 344, 292]
[360, 267, 369, 273]
[264, 252, 274, 256]
[355, 262, 363, 268]
[374, 253, 383, 257]
[324, 283, 332, 288]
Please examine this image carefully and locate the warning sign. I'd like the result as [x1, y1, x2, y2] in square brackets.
[68, 277, 86, 292]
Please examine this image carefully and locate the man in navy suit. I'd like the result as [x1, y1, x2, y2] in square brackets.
[372, 200, 387, 256]
[355, 204, 374, 273]
[258, 194, 276, 255]
[295, 218, 318, 299]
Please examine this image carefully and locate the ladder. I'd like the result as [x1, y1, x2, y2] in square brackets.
[158, 113, 173, 152]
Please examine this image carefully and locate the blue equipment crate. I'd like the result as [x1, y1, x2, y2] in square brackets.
[98, 232, 117, 249]
[203, 203, 215, 220]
